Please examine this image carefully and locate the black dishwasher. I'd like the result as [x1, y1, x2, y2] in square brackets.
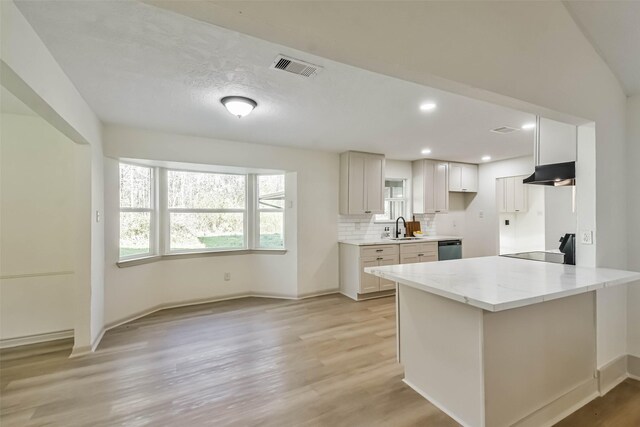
[438, 240, 462, 260]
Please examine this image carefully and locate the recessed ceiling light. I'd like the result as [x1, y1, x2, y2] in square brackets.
[419, 102, 437, 112]
[221, 96, 257, 118]
[421, 148, 432, 155]
[482, 155, 492, 161]
[521, 122, 536, 130]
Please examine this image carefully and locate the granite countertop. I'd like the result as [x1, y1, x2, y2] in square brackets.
[365, 256, 640, 312]
[339, 236, 463, 246]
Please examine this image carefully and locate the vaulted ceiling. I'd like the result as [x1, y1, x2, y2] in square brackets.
[565, 1, 640, 96]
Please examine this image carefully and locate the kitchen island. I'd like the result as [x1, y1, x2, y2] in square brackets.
[366, 256, 640, 427]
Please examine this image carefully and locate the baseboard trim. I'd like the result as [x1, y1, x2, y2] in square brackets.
[598, 354, 629, 395]
[513, 377, 599, 427]
[0, 329, 74, 349]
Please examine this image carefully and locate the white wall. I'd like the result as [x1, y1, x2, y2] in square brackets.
[0, 113, 75, 340]
[627, 95, 640, 358]
[102, 125, 338, 326]
[1, 1, 105, 352]
[544, 186, 577, 250]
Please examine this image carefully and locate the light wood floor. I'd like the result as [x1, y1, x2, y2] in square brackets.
[0, 294, 638, 426]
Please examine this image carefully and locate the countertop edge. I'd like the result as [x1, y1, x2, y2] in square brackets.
[366, 265, 640, 312]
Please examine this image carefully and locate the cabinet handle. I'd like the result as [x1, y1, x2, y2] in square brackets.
[418, 254, 424, 257]
[365, 210, 371, 214]
[376, 257, 383, 260]
[462, 189, 467, 191]
[376, 249, 383, 252]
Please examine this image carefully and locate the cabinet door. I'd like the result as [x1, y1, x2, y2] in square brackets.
[434, 162, 449, 213]
[449, 163, 463, 192]
[496, 178, 507, 213]
[359, 258, 380, 293]
[514, 176, 528, 212]
[365, 154, 385, 214]
[461, 164, 478, 192]
[347, 153, 367, 214]
[505, 177, 516, 212]
[378, 255, 399, 290]
[423, 160, 436, 213]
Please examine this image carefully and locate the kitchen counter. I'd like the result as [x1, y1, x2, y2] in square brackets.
[339, 235, 462, 246]
[366, 255, 640, 312]
[365, 255, 640, 426]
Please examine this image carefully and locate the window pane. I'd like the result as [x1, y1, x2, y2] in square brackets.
[259, 212, 284, 248]
[120, 164, 152, 208]
[168, 171, 245, 209]
[258, 175, 285, 209]
[170, 212, 244, 250]
[120, 212, 151, 257]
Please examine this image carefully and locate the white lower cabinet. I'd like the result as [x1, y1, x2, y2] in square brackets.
[339, 242, 439, 300]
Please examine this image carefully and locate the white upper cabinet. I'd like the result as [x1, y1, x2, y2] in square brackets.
[413, 159, 449, 214]
[538, 117, 577, 165]
[340, 151, 385, 215]
[449, 162, 478, 192]
[497, 175, 528, 213]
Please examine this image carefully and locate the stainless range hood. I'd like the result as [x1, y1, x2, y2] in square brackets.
[523, 161, 575, 186]
[524, 116, 577, 187]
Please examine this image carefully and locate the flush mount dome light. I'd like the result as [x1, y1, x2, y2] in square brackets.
[482, 155, 492, 161]
[221, 96, 257, 118]
[421, 148, 432, 155]
[522, 122, 536, 130]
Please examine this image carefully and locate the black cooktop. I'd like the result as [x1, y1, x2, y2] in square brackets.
[501, 251, 565, 264]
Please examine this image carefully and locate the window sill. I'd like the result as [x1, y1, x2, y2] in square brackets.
[117, 249, 287, 268]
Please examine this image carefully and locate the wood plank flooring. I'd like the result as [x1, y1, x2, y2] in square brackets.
[0, 294, 638, 426]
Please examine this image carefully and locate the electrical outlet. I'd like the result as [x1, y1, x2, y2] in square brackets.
[580, 230, 593, 245]
[479, 211, 484, 219]
[224, 272, 231, 281]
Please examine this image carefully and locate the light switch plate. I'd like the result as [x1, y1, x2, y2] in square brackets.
[580, 230, 593, 245]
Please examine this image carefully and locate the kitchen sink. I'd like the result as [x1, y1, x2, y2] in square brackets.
[388, 237, 422, 241]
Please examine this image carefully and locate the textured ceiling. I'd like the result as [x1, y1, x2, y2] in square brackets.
[565, 1, 640, 96]
[16, 0, 536, 163]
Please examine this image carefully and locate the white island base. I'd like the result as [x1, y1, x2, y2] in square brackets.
[398, 285, 596, 427]
[367, 256, 640, 427]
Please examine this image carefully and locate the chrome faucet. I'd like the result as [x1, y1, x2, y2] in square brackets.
[395, 216, 407, 238]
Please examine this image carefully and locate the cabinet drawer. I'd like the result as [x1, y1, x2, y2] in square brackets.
[401, 253, 437, 264]
[400, 242, 437, 255]
[360, 245, 399, 258]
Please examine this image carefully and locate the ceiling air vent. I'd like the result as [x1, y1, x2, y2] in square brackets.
[490, 126, 520, 134]
[270, 54, 322, 77]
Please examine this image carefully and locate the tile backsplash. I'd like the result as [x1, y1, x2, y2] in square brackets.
[338, 214, 436, 240]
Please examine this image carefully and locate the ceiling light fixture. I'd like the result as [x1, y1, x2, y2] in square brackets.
[482, 155, 492, 161]
[521, 122, 536, 130]
[221, 96, 257, 118]
[419, 102, 437, 112]
[421, 148, 432, 155]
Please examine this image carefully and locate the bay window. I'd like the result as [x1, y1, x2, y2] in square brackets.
[118, 162, 286, 261]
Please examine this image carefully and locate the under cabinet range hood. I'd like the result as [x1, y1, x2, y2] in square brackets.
[523, 161, 575, 186]
[524, 116, 577, 186]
